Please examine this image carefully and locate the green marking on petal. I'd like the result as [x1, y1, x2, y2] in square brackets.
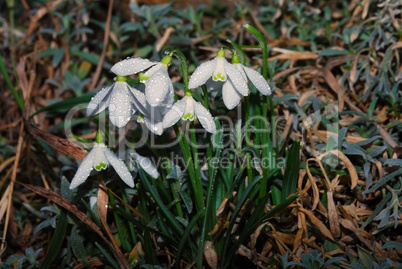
[94, 162, 107, 171]
[213, 73, 226, 81]
[183, 113, 195, 121]
[137, 114, 145, 123]
[139, 73, 149, 83]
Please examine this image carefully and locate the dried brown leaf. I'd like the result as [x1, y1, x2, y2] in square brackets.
[298, 207, 334, 240]
[204, 241, 218, 269]
[305, 159, 320, 210]
[251, 223, 266, 249]
[97, 181, 108, 226]
[339, 218, 374, 251]
[25, 120, 88, 161]
[268, 51, 317, 61]
[156, 27, 174, 52]
[19, 182, 130, 268]
[293, 228, 304, 253]
[327, 190, 341, 238]
[316, 150, 358, 189]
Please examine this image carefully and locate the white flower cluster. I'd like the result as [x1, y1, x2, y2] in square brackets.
[70, 48, 271, 189]
[69, 132, 158, 189]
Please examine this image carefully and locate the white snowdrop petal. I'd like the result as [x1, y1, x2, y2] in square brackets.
[109, 82, 132, 128]
[159, 77, 175, 111]
[162, 98, 186, 128]
[183, 96, 195, 121]
[89, 196, 97, 209]
[188, 59, 217, 89]
[205, 79, 223, 97]
[128, 85, 148, 117]
[132, 153, 159, 179]
[235, 63, 248, 81]
[224, 61, 249, 96]
[104, 148, 134, 188]
[111, 58, 157, 76]
[194, 101, 216, 133]
[145, 70, 169, 107]
[69, 148, 96, 189]
[144, 106, 164, 135]
[86, 85, 113, 117]
[222, 80, 242, 110]
[145, 118, 164, 135]
[93, 144, 109, 171]
[212, 57, 227, 82]
[243, 66, 271, 95]
[142, 64, 163, 82]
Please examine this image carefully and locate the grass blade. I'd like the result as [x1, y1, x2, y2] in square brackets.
[39, 211, 68, 269]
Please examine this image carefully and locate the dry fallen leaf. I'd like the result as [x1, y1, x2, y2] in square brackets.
[204, 241, 218, 269]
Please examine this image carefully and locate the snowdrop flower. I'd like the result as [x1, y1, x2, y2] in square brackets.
[125, 149, 159, 179]
[162, 92, 216, 133]
[86, 77, 147, 128]
[231, 53, 271, 96]
[110, 55, 174, 107]
[188, 48, 249, 109]
[69, 132, 134, 189]
[127, 84, 172, 135]
[218, 53, 272, 109]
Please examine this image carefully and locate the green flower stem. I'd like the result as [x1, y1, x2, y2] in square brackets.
[189, 121, 203, 199]
[246, 152, 253, 184]
[197, 118, 221, 268]
[169, 49, 204, 212]
[0, 53, 23, 111]
[167, 49, 189, 92]
[164, 156, 184, 219]
[109, 191, 131, 252]
[116, 75, 139, 85]
[243, 24, 276, 199]
[226, 39, 246, 65]
[173, 124, 204, 213]
[119, 181, 137, 245]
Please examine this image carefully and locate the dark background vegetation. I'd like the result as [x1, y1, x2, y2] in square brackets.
[0, 0, 401, 268]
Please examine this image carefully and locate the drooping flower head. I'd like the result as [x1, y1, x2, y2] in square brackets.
[86, 75, 148, 128]
[230, 53, 271, 96]
[162, 91, 216, 133]
[188, 49, 272, 110]
[111, 55, 174, 107]
[69, 132, 134, 189]
[188, 48, 249, 110]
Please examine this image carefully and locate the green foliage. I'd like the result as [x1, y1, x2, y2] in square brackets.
[2, 0, 401, 268]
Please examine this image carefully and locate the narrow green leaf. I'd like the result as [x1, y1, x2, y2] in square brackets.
[364, 169, 402, 194]
[281, 141, 300, 202]
[319, 49, 349, 56]
[220, 176, 262, 267]
[176, 209, 205, 268]
[30, 93, 95, 117]
[95, 242, 119, 269]
[138, 169, 184, 237]
[71, 226, 88, 262]
[383, 241, 402, 249]
[40, 211, 68, 269]
[0, 53, 23, 110]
